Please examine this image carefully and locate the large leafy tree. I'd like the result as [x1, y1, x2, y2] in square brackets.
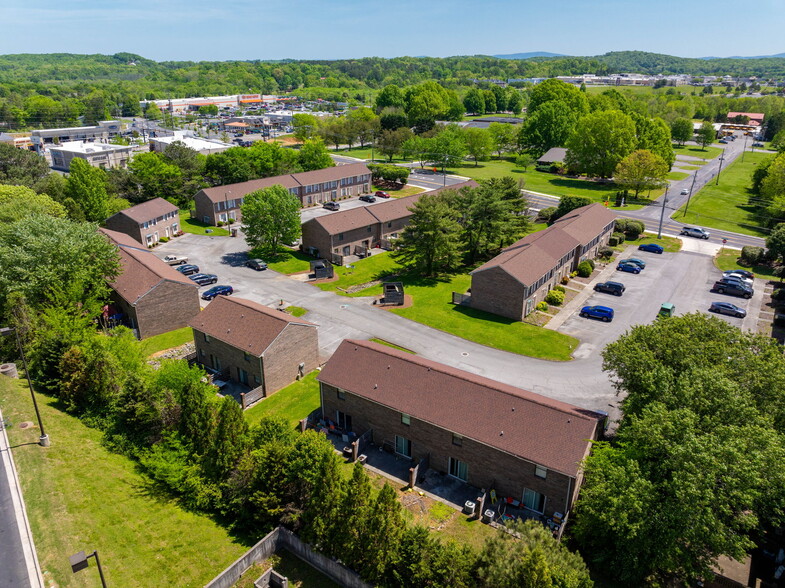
[463, 88, 486, 115]
[488, 122, 517, 158]
[374, 84, 406, 112]
[298, 138, 333, 172]
[377, 127, 413, 162]
[0, 143, 50, 188]
[614, 149, 669, 199]
[64, 157, 113, 222]
[292, 113, 321, 142]
[0, 185, 66, 222]
[632, 113, 675, 168]
[565, 110, 637, 178]
[392, 192, 462, 276]
[126, 151, 183, 203]
[766, 222, 785, 264]
[462, 127, 493, 166]
[670, 117, 694, 146]
[696, 121, 716, 149]
[518, 100, 579, 155]
[527, 78, 590, 117]
[240, 184, 301, 256]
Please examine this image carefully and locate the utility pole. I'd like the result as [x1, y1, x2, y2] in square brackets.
[657, 186, 669, 239]
[741, 133, 748, 162]
[683, 171, 699, 217]
[715, 147, 726, 186]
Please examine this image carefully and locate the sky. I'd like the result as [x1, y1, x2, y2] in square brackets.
[2, 0, 784, 62]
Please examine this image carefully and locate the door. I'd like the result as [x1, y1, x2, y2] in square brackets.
[395, 435, 411, 458]
[522, 488, 545, 513]
[342, 245, 350, 256]
[238, 368, 249, 386]
[449, 457, 468, 481]
[336, 410, 352, 432]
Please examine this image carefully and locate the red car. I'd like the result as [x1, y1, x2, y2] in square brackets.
[375, 190, 390, 199]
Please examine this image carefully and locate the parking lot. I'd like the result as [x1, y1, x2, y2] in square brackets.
[557, 247, 765, 356]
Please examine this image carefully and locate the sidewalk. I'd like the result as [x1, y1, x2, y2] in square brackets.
[0, 407, 44, 588]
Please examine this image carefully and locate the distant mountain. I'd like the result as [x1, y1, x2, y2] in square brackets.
[493, 51, 566, 60]
[700, 52, 785, 60]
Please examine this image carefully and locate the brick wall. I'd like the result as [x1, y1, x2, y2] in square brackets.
[263, 324, 319, 394]
[301, 221, 333, 258]
[321, 383, 594, 517]
[193, 328, 265, 387]
[470, 266, 526, 320]
[328, 224, 378, 255]
[105, 214, 144, 244]
[133, 280, 200, 339]
[379, 215, 411, 242]
[194, 191, 216, 225]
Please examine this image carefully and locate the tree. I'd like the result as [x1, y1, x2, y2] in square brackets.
[392, 192, 462, 276]
[127, 151, 183, 203]
[429, 125, 467, 171]
[0, 185, 66, 222]
[766, 223, 785, 264]
[0, 143, 50, 188]
[358, 483, 405, 584]
[518, 100, 579, 156]
[198, 104, 219, 116]
[565, 110, 637, 178]
[462, 127, 493, 166]
[771, 129, 785, 152]
[241, 185, 301, 256]
[507, 90, 523, 115]
[64, 158, 112, 222]
[671, 117, 694, 146]
[463, 88, 485, 115]
[454, 184, 513, 263]
[298, 139, 334, 171]
[614, 149, 669, 199]
[482, 89, 497, 114]
[292, 113, 321, 142]
[488, 122, 517, 158]
[552, 195, 593, 222]
[376, 127, 412, 162]
[696, 121, 716, 149]
[379, 107, 408, 131]
[527, 79, 590, 117]
[374, 84, 406, 112]
[144, 102, 162, 120]
[632, 114, 675, 168]
[0, 214, 120, 315]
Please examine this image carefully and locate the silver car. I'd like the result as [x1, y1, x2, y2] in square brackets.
[680, 226, 710, 239]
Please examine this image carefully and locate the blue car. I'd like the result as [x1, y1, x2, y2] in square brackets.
[580, 305, 614, 322]
[619, 257, 646, 269]
[201, 285, 233, 300]
[176, 264, 200, 276]
[617, 262, 641, 274]
[638, 243, 664, 254]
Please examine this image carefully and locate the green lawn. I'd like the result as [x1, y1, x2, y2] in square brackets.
[140, 326, 194, 356]
[667, 171, 689, 181]
[675, 151, 771, 237]
[331, 145, 411, 163]
[372, 184, 426, 198]
[675, 164, 703, 170]
[672, 144, 723, 160]
[179, 210, 231, 237]
[0, 377, 248, 588]
[243, 371, 321, 428]
[369, 338, 416, 354]
[635, 232, 683, 253]
[441, 158, 655, 210]
[715, 249, 779, 280]
[258, 248, 312, 274]
[355, 273, 577, 361]
[286, 306, 308, 318]
[316, 252, 400, 295]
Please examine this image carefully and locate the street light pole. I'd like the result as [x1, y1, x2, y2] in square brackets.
[657, 186, 669, 239]
[0, 327, 49, 447]
[70, 550, 107, 588]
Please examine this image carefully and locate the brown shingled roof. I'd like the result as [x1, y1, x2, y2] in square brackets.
[110, 198, 178, 224]
[293, 162, 370, 187]
[188, 296, 316, 357]
[310, 206, 379, 235]
[99, 227, 146, 250]
[110, 245, 196, 304]
[318, 340, 603, 477]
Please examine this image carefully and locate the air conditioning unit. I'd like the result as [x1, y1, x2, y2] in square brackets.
[464, 500, 476, 516]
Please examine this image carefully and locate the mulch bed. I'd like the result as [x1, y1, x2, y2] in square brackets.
[374, 294, 414, 309]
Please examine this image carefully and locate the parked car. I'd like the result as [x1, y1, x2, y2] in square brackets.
[753, 142, 764, 147]
[246, 258, 268, 271]
[638, 243, 664, 254]
[619, 257, 646, 269]
[580, 305, 614, 322]
[681, 226, 711, 239]
[375, 190, 391, 199]
[162, 254, 188, 266]
[680, 189, 689, 196]
[323, 201, 340, 211]
[188, 273, 218, 286]
[722, 271, 753, 285]
[201, 285, 233, 300]
[709, 301, 747, 318]
[724, 269, 754, 280]
[712, 279, 753, 299]
[176, 264, 200, 276]
[617, 262, 641, 274]
[359, 194, 377, 203]
[594, 281, 626, 296]
[719, 138, 729, 144]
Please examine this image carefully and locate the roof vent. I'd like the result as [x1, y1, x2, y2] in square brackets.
[567, 419, 571, 423]
[500, 431, 504, 436]
[387, 365, 390, 370]
[373, 384, 378, 389]
[512, 407, 515, 412]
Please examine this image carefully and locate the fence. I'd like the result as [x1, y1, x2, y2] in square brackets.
[452, 292, 472, 306]
[351, 428, 373, 462]
[204, 526, 370, 588]
[241, 385, 266, 410]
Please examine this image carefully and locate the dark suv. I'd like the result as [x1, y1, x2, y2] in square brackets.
[713, 279, 753, 299]
[594, 281, 625, 296]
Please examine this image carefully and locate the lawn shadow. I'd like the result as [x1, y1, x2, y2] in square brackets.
[450, 304, 518, 325]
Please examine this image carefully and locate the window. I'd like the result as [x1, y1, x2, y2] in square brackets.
[535, 465, 547, 479]
[449, 457, 468, 481]
[244, 352, 251, 362]
[395, 435, 411, 458]
[337, 389, 346, 400]
[522, 489, 545, 513]
[387, 222, 392, 228]
[401, 413, 410, 425]
[367, 226, 372, 233]
[254, 375, 261, 385]
[452, 433, 463, 446]
[203, 333, 211, 343]
[338, 233, 344, 241]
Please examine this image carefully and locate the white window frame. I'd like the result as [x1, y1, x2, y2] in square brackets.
[395, 435, 411, 458]
[448, 457, 468, 482]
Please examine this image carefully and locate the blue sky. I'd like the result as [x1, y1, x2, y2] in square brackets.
[2, 0, 784, 61]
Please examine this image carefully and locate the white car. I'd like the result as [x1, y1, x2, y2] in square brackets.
[722, 271, 753, 285]
[680, 189, 689, 196]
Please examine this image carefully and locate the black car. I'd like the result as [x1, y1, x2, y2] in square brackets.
[359, 195, 376, 203]
[188, 273, 218, 286]
[712, 279, 753, 299]
[246, 258, 268, 271]
[176, 264, 200, 276]
[594, 281, 625, 296]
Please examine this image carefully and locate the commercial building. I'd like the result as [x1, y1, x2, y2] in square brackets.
[31, 121, 121, 152]
[190, 296, 319, 395]
[193, 163, 372, 225]
[0, 133, 33, 150]
[469, 203, 616, 320]
[100, 229, 200, 339]
[143, 94, 276, 114]
[150, 131, 233, 155]
[49, 140, 134, 171]
[105, 198, 180, 247]
[319, 339, 606, 519]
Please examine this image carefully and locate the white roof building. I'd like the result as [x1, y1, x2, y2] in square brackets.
[150, 132, 233, 155]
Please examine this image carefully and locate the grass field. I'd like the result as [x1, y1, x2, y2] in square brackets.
[715, 249, 779, 279]
[667, 171, 689, 181]
[286, 306, 308, 318]
[672, 144, 723, 160]
[259, 248, 313, 274]
[179, 210, 231, 237]
[140, 326, 194, 356]
[243, 371, 321, 428]
[316, 252, 399, 295]
[635, 232, 683, 253]
[675, 151, 771, 237]
[675, 164, 703, 170]
[372, 184, 425, 198]
[0, 377, 248, 588]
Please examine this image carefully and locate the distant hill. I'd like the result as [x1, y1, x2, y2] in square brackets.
[700, 52, 785, 60]
[494, 51, 566, 60]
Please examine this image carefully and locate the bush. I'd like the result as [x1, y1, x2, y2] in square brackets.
[228, 218, 236, 224]
[598, 246, 614, 259]
[610, 231, 626, 246]
[216, 221, 225, 227]
[614, 219, 628, 233]
[159, 237, 169, 243]
[772, 287, 785, 301]
[561, 275, 571, 285]
[577, 260, 593, 278]
[545, 290, 565, 306]
[536, 301, 549, 312]
[586, 259, 596, 270]
[741, 246, 765, 265]
[553, 284, 566, 293]
[624, 220, 646, 239]
[538, 207, 557, 223]
[570, 271, 578, 278]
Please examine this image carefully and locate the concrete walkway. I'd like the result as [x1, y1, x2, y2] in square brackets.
[0, 407, 43, 588]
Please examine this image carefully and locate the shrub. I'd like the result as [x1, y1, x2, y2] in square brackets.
[772, 287, 785, 301]
[625, 220, 646, 239]
[216, 221, 225, 227]
[538, 207, 557, 223]
[553, 284, 566, 293]
[586, 259, 596, 270]
[741, 246, 764, 265]
[577, 260, 593, 278]
[612, 231, 626, 245]
[614, 219, 628, 232]
[159, 237, 169, 243]
[228, 218, 236, 224]
[536, 301, 549, 312]
[598, 246, 614, 259]
[570, 271, 578, 278]
[561, 275, 571, 285]
[545, 290, 565, 306]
